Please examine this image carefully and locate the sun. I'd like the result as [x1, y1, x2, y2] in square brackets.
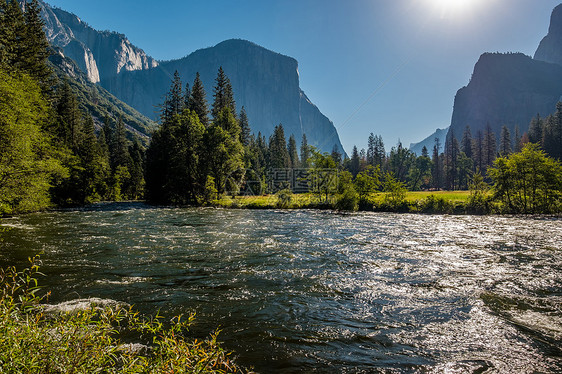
[427, 0, 482, 18]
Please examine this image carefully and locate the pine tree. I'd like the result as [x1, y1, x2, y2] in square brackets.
[553, 102, 562, 159]
[188, 72, 209, 127]
[421, 145, 429, 158]
[160, 71, 183, 123]
[387, 141, 414, 183]
[350, 146, 360, 177]
[155, 110, 206, 204]
[203, 109, 244, 196]
[483, 124, 497, 169]
[444, 131, 459, 190]
[268, 124, 289, 169]
[111, 116, 130, 170]
[184, 82, 191, 109]
[300, 134, 310, 168]
[373, 135, 386, 169]
[239, 106, 251, 147]
[211, 67, 236, 120]
[22, 0, 53, 92]
[1, 0, 26, 70]
[472, 130, 484, 172]
[127, 140, 145, 200]
[79, 114, 107, 203]
[528, 114, 543, 145]
[56, 80, 83, 150]
[431, 137, 441, 189]
[461, 126, 473, 159]
[287, 134, 299, 169]
[0, 0, 8, 63]
[102, 116, 113, 153]
[367, 133, 376, 166]
[331, 144, 342, 167]
[514, 125, 523, 153]
[499, 125, 512, 156]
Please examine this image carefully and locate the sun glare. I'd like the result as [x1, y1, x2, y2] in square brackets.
[427, 0, 482, 19]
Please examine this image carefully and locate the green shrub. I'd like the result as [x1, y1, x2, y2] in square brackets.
[275, 188, 293, 209]
[0, 257, 249, 373]
[335, 185, 359, 211]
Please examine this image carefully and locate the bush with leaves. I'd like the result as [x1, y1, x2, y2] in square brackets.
[0, 257, 249, 373]
[276, 188, 293, 209]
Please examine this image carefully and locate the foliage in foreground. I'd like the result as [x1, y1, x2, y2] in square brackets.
[0, 258, 248, 373]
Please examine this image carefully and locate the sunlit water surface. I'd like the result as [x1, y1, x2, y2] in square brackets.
[1, 203, 561, 373]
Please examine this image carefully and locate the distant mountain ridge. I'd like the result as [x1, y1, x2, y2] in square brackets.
[409, 127, 448, 156]
[35, 0, 345, 154]
[448, 3, 562, 141]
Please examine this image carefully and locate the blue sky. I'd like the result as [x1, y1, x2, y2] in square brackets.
[46, 0, 562, 153]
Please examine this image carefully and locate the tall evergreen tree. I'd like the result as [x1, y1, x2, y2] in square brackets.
[350, 146, 360, 177]
[126, 140, 145, 200]
[56, 80, 83, 150]
[160, 71, 183, 123]
[431, 137, 442, 189]
[444, 131, 460, 190]
[373, 135, 386, 169]
[22, 0, 52, 92]
[0, 0, 8, 63]
[528, 114, 544, 145]
[1, 0, 26, 70]
[387, 141, 414, 183]
[166, 110, 205, 203]
[514, 125, 523, 153]
[553, 102, 562, 159]
[268, 124, 289, 169]
[367, 133, 376, 166]
[499, 125, 512, 156]
[79, 114, 108, 203]
[331, 144, 342, 167]
[111, 116, 131, 170]
[287, 134, 299, 169]
[211, 67, 236, 120]
[483, 124, 497, 169]
[473, 130, 484, 172]
[421, 145, 429, 158]
[300, 134, 310, 168]
[239, 106, 251, 147]
[461, 125, 473, 159]
[203, 108, 244, 196]
[188, 72, 209, 127]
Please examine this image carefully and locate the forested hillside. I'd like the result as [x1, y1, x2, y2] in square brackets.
[0, 0, 145, 213]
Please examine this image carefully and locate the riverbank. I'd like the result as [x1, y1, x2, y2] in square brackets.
[211, 191, 489, 214]
[0, 259, 250, 373]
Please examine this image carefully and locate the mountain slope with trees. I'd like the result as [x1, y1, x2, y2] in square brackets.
[31, 0, 345, 155]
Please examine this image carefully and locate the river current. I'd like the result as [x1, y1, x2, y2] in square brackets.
[1, 203, 561, 373]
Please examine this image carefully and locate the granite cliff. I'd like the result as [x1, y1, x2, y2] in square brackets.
[104, 39, 344, 153]
[36, 1, 345, 154]
[32, 0, 157, 84]
[448, 3, 562, 141]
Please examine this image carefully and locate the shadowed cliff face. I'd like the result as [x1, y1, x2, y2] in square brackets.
[104, 39, 345, 154]
[449, 53, 562, 138]
[535, 4, 562, 66]
[36, 1, 345, 154]
[448, 3, 562, 142]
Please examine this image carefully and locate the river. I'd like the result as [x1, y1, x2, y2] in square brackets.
[1, 202, 561, 373]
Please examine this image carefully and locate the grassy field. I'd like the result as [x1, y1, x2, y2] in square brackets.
[215, 190, 474, 210]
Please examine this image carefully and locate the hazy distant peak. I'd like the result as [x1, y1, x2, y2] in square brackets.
[534, 3, 562, 66]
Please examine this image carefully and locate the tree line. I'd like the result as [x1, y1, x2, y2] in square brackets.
[1, 0, 144, 214]
[1, 0, 560, 214]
